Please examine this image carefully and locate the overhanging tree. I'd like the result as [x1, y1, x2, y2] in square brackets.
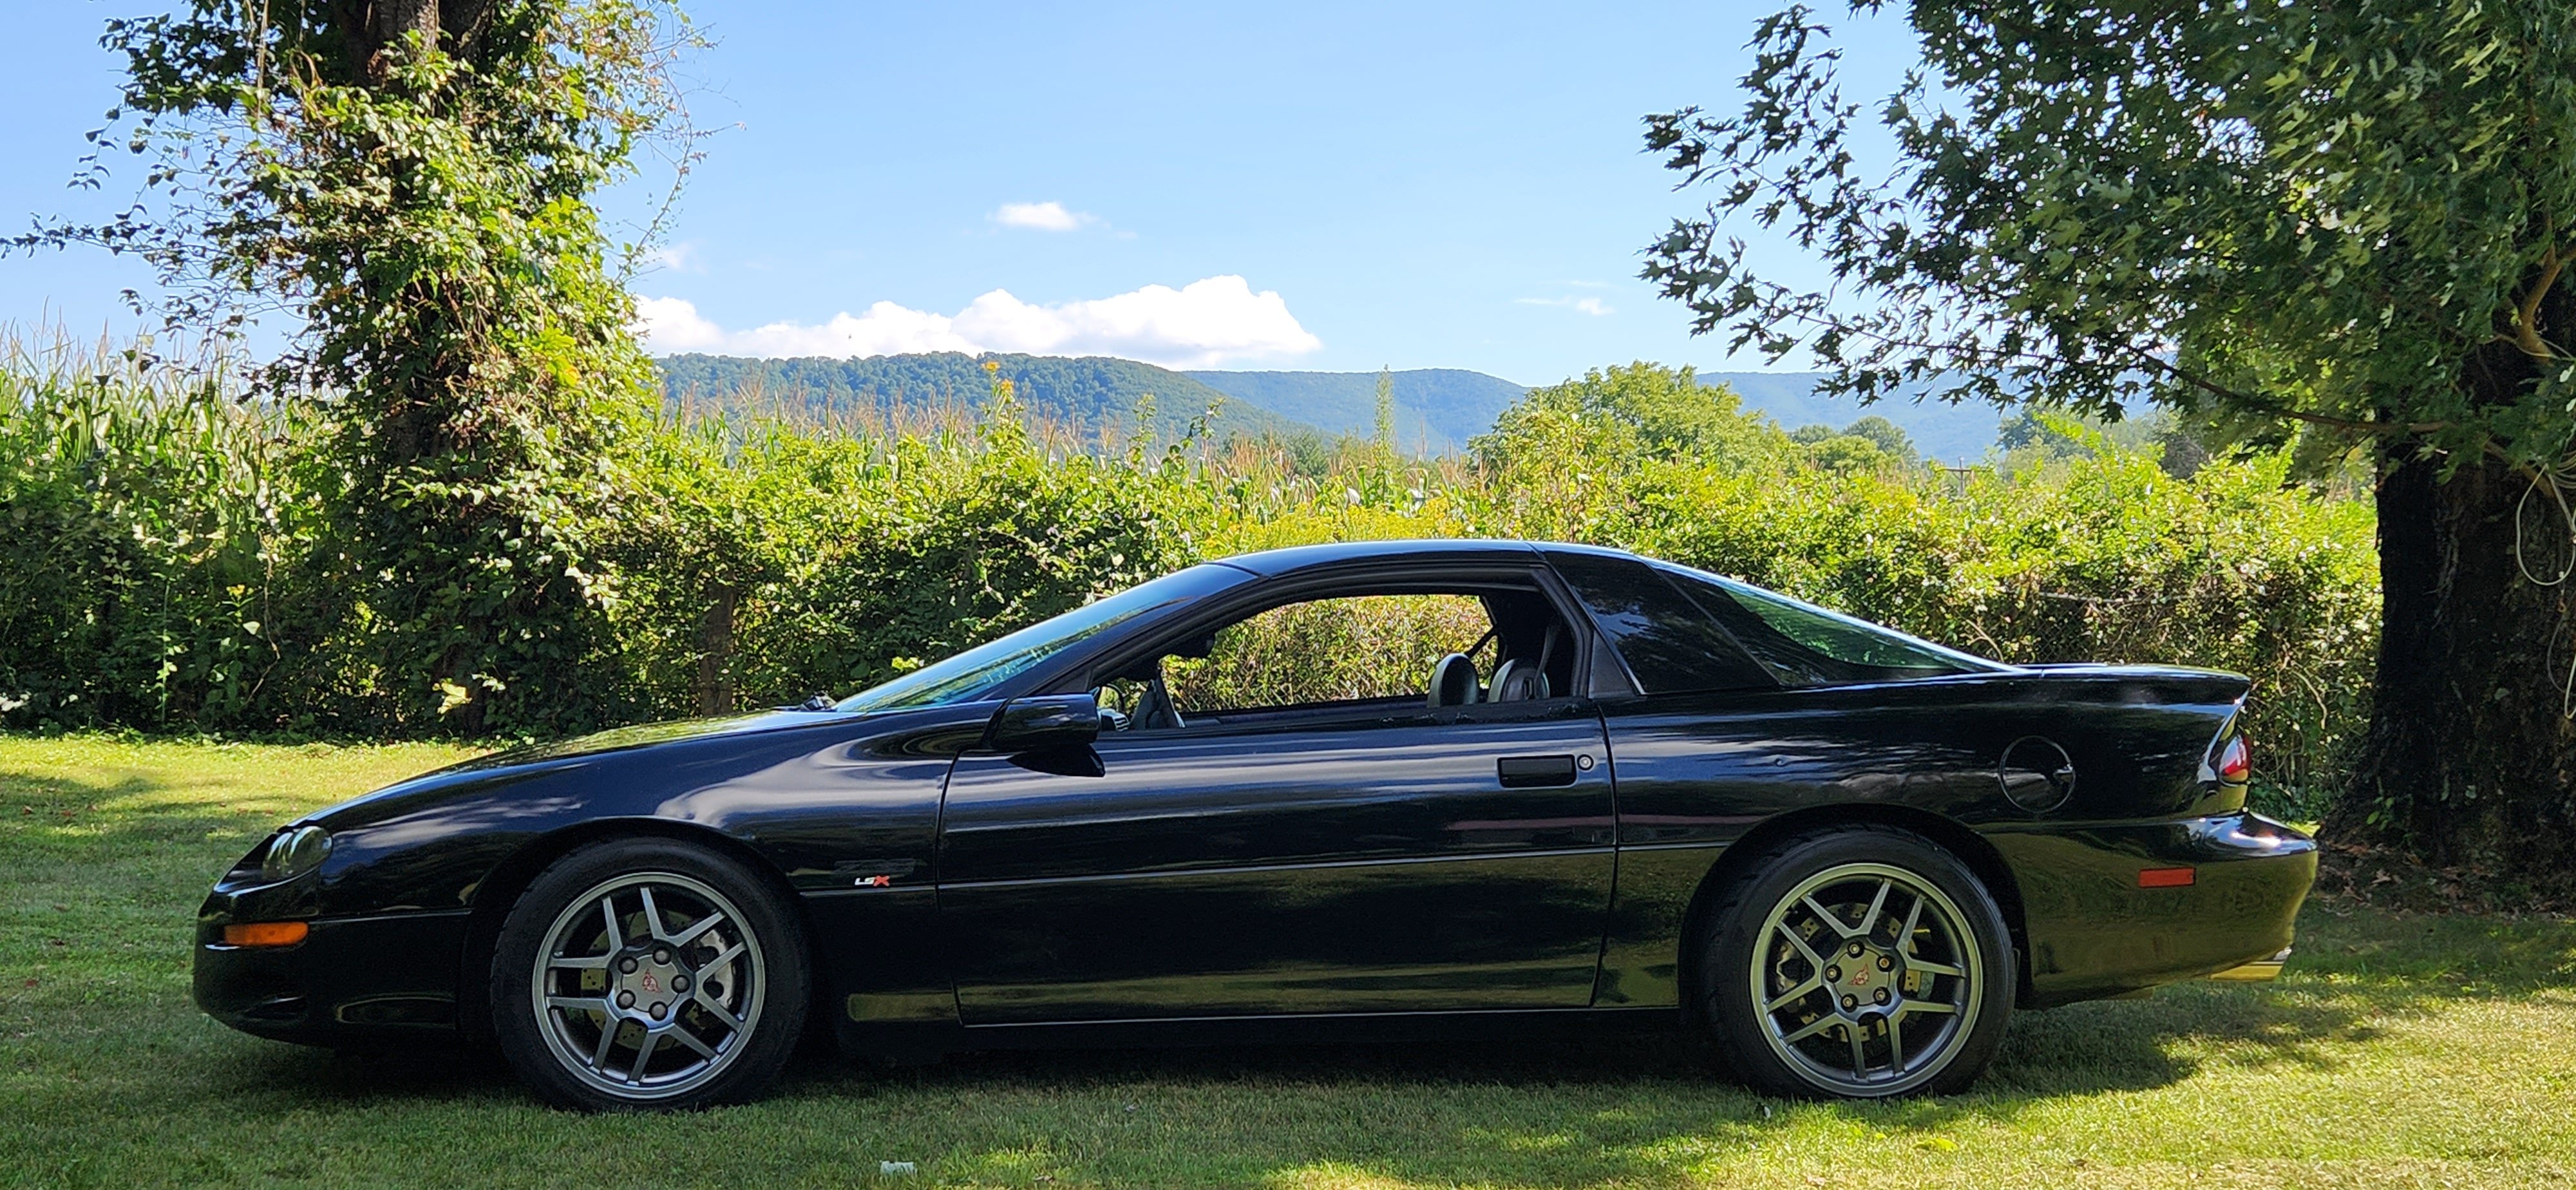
[1645, 1, 2576, 896]
[18, 0, 692, 732]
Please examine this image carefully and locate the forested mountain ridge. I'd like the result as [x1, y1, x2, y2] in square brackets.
[653, 354, 1530, 452]
[656, 353, 1324, 442]
[1189, 368, 2015, 461]
[1182, 368, 1530, 453]
[1705, 373, 2013, 464]
[656, 354, 2014, 460]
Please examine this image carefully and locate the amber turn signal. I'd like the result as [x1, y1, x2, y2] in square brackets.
[222, 921, 309, 947]
[2137, 867, 2196, 889]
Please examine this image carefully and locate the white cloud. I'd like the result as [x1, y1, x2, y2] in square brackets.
[991, 201, 1095, 232]
[633, 296, 729, 352]
[1517, 294, 1614, 316]
[637, 275, 1323, 368]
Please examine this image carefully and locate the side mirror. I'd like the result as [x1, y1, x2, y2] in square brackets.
[986, 694, 1101, 753]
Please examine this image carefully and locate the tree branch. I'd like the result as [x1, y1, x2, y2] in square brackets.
[2514, 245, 2568, 359]
[2106, 342, 2445, 437]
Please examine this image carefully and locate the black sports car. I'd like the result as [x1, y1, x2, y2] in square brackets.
[196, 540, 2315, 1109]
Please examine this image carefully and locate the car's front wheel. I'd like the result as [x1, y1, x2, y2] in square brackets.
[490, 838, 808, 1111]
[1696, 826, 2014, 1098]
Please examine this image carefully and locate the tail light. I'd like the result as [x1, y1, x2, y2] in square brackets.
[2215, 735, 2250, 783]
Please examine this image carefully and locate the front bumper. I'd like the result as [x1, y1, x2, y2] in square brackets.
[1988, 811, 2317, 1006]
[194, 907, 470, 1047]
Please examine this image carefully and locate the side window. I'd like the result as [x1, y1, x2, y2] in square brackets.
[1163, 593, 1493, 717]
[1658, 565, 1990, 684]
[1546, 552, 1772, 694]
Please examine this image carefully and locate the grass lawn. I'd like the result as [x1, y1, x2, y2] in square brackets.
[3, 733, 2573, 1189]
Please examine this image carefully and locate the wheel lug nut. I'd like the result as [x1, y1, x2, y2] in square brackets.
[1875, 988, 1890, 1005]
[1877, 955, 1893, 970]
[654, 949, 670, 964]
[1825, 966, 1841, 982]
[652, 1001, 668, 1019]
[616, 990, 634, 1008]
[672, 974, 690, 992]
[1841, 994, 1858, 1010]
[620, 958, 638, 974]
[1848, 942, 1864, 958]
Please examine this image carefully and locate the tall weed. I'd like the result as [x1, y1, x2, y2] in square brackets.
[0, 334, 312, 727]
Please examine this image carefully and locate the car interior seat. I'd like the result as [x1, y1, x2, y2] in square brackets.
[1133, 669, 1186, 730]
[1486, 657, 1551, 703]
[1426, 652, 1482, 708]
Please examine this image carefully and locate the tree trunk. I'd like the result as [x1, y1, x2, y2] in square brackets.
[368, 0, 441, 50]
[2329, 448, 2576, 898]
[694, 583, 738, 717]
[344, 0, 443, 82]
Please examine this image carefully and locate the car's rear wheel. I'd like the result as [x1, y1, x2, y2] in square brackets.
[1696, 826, 2014, 1098]
[491, 838, 808, 1111]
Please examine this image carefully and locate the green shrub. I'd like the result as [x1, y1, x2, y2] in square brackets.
[0, 345, 2378, 815]
[1591, 451, 2372, 819]
[598, 384, 1200, 717]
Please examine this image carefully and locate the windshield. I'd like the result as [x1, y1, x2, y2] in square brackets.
[833, 564, 1245, 713]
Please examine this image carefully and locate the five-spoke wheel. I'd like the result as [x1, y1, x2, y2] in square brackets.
[533, 872, 764, 1099]
[1698, 826, 2013, 1097]
[492, 839, 807, 1111]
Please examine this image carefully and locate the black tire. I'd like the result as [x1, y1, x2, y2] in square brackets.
[489, 837, 809, 1111]
[1694, 825, 2014, 1098]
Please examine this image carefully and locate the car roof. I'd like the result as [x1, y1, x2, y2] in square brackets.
[1212, 539, 1629, 577]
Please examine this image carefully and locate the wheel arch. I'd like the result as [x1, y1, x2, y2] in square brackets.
[454, 817, 819, 1048]
[1672, 803, 2032, 1020]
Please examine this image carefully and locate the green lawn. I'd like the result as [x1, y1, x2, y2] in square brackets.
[3, 734, 2572, 1189]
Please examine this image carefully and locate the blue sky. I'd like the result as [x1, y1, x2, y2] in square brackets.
[1, 2, 1921, 386]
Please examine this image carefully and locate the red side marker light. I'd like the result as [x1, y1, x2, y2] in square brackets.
[222, 921, 309, 947]
[2138, 867, 2196, 889]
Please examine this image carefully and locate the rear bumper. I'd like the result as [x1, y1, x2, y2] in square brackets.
[193, 907, 469, 1046]
[1987, 811, 2316, 1006]
[2208, 947, 2291, 982]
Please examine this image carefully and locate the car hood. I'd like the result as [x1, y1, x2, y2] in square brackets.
[299, 704, 994, 835]
[448, 710, 846, 771]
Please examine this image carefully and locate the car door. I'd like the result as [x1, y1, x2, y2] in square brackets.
[934, 585, 1617, 1023]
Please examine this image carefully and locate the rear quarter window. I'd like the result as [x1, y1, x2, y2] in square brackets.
[1546, 551, 1774, 694]
[1658, 564, 2002, 685]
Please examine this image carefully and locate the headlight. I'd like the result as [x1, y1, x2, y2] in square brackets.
[258, 825, 333, 882]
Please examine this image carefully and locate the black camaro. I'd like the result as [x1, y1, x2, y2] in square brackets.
[196, 540, 2315, 1109]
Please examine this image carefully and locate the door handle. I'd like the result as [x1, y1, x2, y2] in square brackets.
[1497, 754, 1580, 788]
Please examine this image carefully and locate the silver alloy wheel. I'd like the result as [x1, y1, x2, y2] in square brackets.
[529, 871, 767, 1102]
[1748, 861, 1983, 1095]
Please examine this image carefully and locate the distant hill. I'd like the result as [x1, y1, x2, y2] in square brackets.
[1700, 373, 2006, 464]
[654, 354, 2014, 462]
[1183, 368, 1530, 453]
[656, 353, 1323, 442]
[1187, 366, 2012, 462]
